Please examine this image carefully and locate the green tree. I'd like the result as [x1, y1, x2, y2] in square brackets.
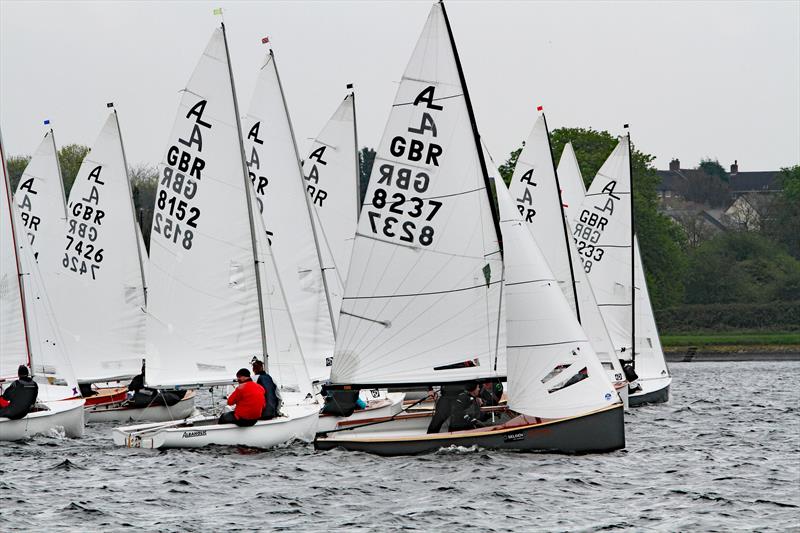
[58, 144, 90, 195]
[130, 164, 158, 250]
[698, 158, 729, 183]
[761, 165, 800, 259]
[501, 127, 687, 309]
[7, 155, 31, 191]
[359, 146, 375, 208]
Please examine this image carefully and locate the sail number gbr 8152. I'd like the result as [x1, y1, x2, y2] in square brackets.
[364, 86, 446, 247]
[153, 100, 210, 251]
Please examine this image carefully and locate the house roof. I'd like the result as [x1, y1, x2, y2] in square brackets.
[729, 171, 781, 193]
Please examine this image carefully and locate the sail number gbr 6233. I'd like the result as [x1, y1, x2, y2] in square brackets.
[364, 86, 447, 247]
[153, 100, 210, 251]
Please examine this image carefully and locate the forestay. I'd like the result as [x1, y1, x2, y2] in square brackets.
[242, 50, 335, 383]
[47, 114, 145, 383]
[634, 238, 669, 383]
[145, 28, 266, 389]
[572, 138, 633, 359]
[303, 93, 359, 327]
[331, 4, 505, 387]
[0, 128, 30, 380]
[495, 163, 617, 419]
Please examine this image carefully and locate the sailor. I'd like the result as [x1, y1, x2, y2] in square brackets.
[480, 380, 503, 407]
[0, 365, 39, 420]
[251, 358, 280, 420]
[219, 369, 265, 427]
[448, 381, 487, 432]
[426, 382, 463, 433]
[622, 362, 641, 393]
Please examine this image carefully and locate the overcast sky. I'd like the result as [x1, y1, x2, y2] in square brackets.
[2, 1, 798, 173]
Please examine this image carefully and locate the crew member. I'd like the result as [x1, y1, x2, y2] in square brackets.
[427, 383, 463, 433]
[0, 365, 39, 420]
[449, 381, 487, 432]
[480, 380, 503, 407]
[251, 359, 280, 420]
[219, 369, 265, 427]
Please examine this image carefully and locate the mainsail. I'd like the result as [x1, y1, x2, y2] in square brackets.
[557, 142, 585, 222]
[144, 27, 269, 389]
[46, 113, 146, 383]
[495, 161, 617, 418]
[572, 137, 633, 360]
[242, 49, 336, 383]
[303, 91, 360, 329]
[330, 3, 505, 387]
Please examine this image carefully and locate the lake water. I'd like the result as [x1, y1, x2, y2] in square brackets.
[1, 361, 798, 531]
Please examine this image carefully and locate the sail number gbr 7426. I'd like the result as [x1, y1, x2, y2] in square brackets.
[364, 86, 448, 247]
[153, 100, 210, 251]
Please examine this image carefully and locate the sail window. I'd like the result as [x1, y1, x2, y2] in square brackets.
[547, 367, 589, 393]
[433, 358, 480, 371]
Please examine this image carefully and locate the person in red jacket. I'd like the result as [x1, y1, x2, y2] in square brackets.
[218, 369, 265, 427]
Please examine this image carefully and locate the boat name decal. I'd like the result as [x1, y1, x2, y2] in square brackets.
[182, 430, 207, 438]
[504, 432, 525, 443]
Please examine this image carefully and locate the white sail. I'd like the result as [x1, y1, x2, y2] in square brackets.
[303, 92, 359, 326]
[0, 128, 30, 379]
[45, 113, 146, 383]
[331, 4, 505, 387]
[572, 138, 633, 360]
[242, 51, 336, 383]
[14, 131, 67, 264]
[556, 142, 625, 379]
[496, 162, 617, 418]
[634, 238, 670, 383]
[507, 115, 576, 310]
[144, 28, 267, 389]
[557, 142, 586, 223]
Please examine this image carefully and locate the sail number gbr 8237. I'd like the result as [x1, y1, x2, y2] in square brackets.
[364, 86, 447, 247]
[153, 100, 209, 251]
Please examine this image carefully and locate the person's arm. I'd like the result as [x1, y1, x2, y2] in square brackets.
[227, 385, 241, 406]
[0, 397, 9, 408]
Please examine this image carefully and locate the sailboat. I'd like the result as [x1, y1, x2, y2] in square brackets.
[242, 46, 404, 418]
[0, 128, 85, 441]
[571, 133, 671, 406]
[315, 1, 624, 455]
[506, 115, 629, 406]
[43, 111, 195, 422]
[112, 24, 321, 449]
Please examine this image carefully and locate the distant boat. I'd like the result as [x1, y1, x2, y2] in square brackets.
[571, 134, 672, 406]
[507, 115, 629, 407]
[0, 127, 84, 441]
[315, 1, 624, 455]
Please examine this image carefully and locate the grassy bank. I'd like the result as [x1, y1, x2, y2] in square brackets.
[661, 331, 800, 354]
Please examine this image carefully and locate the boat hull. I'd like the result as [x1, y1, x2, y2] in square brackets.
[112, 403, 319, 449]
[315, 403, 625, 456]
[316, 392, 405, 433]
[86, 390, 196, 423]
[0, 399, 85, 441]
[629, 378, 671, 407]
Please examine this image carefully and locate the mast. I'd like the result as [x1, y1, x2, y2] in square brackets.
[626, 126, 635, 367]
[543, 113, 581, 323]
[0, 129, 34, 374]
[270, 48, 338, 339]
[349, 83, 362, 214]
[221, 22, 270, 364]
[439, 0, 502, 257]
[111, 107, 148, 305]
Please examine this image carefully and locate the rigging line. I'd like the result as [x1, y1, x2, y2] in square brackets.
[508, 339, 585, 349]
[339, 311, 390, 327]
[343, 279, 501, 301]
[392, 93, 464, 108]
[505, 278, 556, 287]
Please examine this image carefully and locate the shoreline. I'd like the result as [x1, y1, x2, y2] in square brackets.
[665, 351, 800, 362]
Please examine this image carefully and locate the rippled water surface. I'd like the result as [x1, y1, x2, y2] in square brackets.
[2, 362, 799, 531]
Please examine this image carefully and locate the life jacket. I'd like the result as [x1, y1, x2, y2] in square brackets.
[255, 372, 280, 419]
[321, 390, 360, 417]
[0, 377, 39, 420]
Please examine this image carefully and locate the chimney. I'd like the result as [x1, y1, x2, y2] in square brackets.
[669, 158, 680, 171]
[730, 160, 738, 174]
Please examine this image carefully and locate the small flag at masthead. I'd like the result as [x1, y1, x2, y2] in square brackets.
[261, 36, 270, 44]
[213, 7, 223, 15]
[43, 119, 50, 125]
[107, 102, 114, 108]
[536, 105, 543, 112]
[346, 83, 354, 90]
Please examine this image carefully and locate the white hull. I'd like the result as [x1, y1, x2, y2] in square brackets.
[0, 399, 85, 441]
[112, 403, 320, 449]
[630, 375, 672, 406]
[316, 392, 405, 433]
[86, 392, 196, 423]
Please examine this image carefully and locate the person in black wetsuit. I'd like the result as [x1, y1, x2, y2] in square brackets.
[480, 380, 503, 407]
[449, 381, 487, 432]
[427, 383, 463, 433]
[251, 359, 280, 420]
[0, 365, 39, 420]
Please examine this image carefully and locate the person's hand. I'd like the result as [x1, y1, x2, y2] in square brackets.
[476, 397, 483, 407]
